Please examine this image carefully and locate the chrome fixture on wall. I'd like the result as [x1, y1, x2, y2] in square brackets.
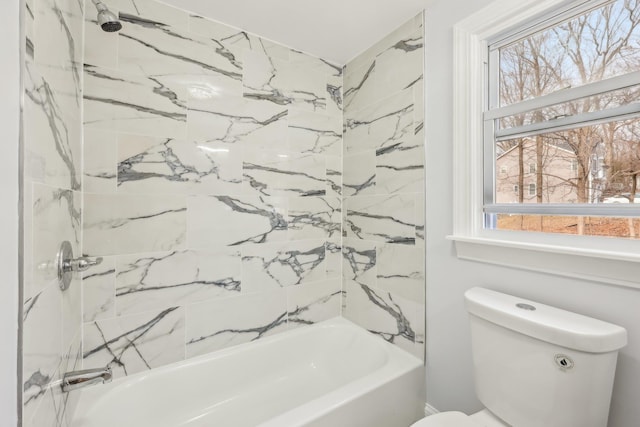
[61, 367, 113, 392]
[91, 0, 122, 32]
[57, 241, 103, 291]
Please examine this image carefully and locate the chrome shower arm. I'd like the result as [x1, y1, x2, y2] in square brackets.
[91, 0, 108, 12]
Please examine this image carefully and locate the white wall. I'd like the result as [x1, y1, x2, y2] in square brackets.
[0, 0, 21, 426]
[423, 1, 640, 426]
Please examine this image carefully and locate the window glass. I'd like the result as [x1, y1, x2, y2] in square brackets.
[494, 118, 640, 204]
[496, 214, 640, 238]
[499, 0, 640, 107]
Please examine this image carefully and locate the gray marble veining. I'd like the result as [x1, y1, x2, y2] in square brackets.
[344, 90, 414, 155]
[115, 249, 241, 315]
[287, 281, 342, 328]
[188, 195, 288, 247]
[344, 61, 376, 112]
[118, 13, 242, 80]
[83, 64, 188, 137]
[187, 96, 287, 146]
[342, 13, 425, 359]
[345, 195, 416, 245]
[82, 257, 116, 323]
[187, 311, 287, 347]
[117, 137, 244, 195]
[25, 61, 81, 190]
[342, 240, 377, 285]
[243, 42, 328, 112]
[83, 307, 185, 378]
[357, 283, 416, 344]
[288, 196, 341, 239]
[243, 152, 326, 197]
[242, 240, 326, 291]
[83, 194, 187, 256]
[185, 291, 288, 357]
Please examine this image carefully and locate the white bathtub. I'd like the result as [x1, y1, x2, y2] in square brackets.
[70, 317, 425, 427]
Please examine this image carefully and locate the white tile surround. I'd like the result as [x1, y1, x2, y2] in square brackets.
[342, 15, 425, 359]
[22, 0, 425, 423]
[80, 0, 346, 384]
[22, 0, 84, 424]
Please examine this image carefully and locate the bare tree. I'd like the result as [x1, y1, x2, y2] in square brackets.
[496, 0, 640, 236]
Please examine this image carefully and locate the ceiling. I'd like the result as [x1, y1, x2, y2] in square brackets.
[160, 0, 429, 65]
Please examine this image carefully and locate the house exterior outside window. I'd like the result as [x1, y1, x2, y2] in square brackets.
[497, 140, 578, 203]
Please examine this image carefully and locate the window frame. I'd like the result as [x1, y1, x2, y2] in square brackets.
[484, 0, 640, 219]
[450, 0, 640, 289]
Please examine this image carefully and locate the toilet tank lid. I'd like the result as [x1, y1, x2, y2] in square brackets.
[464, 287, 627, 353]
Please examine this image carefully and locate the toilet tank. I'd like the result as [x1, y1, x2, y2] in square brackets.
[465, 287, 627, 427]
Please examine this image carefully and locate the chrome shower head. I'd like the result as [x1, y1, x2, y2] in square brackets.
[91, 0, 122, 32]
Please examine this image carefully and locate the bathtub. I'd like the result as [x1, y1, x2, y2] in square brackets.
[70, 317, 425, 427]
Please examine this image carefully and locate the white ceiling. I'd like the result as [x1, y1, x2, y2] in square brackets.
[160, 0, 429, 65]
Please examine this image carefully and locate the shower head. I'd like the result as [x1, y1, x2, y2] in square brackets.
[91, 0, 122, 32]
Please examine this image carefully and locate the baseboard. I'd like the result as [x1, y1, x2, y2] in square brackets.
[424, 403, 440, 417]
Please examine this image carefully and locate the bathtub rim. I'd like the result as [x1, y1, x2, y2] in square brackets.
[70, 315, 424, 426]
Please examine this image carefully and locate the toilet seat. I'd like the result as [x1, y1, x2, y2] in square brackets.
[410, 411, 479, 427]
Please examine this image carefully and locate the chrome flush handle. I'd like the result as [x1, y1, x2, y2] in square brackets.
[57, 241, 103, 291]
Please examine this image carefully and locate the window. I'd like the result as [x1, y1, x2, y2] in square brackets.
[485, 0, 640, 239]
[452, 0, 640, 288]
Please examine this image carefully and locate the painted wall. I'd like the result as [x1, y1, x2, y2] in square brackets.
[424, 1, 640, 426]
[21, 0, 84, 424]
[0, 0, 21, 425]
[80, 0, 343, 379]
[342, 14, 425, 360]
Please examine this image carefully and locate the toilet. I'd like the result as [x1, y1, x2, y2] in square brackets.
[412, 287, 627, 427]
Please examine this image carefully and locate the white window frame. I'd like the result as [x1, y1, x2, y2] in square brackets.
[528, 183, 537, 196]
[450, 0, 640, 289]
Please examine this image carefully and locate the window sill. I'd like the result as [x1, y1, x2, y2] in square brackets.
[447, 234, 640, 290]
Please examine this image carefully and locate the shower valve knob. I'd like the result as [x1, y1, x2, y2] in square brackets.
[57, 241, 103, 291]
[63, 256, 104, 273]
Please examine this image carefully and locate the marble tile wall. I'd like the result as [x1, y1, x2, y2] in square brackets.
[22, 0, 84, 424]
[80, 0, 343, 380]
[21, 3, 425, 423]
[342, 14, 425, 360]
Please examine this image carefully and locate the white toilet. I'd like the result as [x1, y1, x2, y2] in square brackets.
[412, 287, 627, 427]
